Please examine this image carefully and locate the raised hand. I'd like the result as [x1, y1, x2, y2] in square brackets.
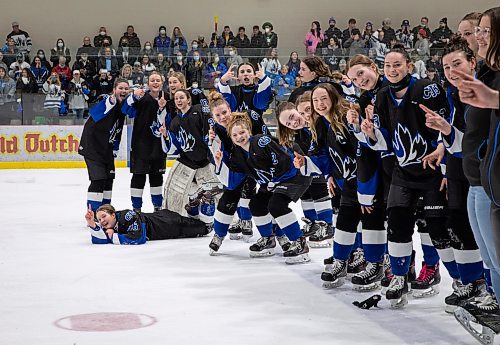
[454, 69, 500, 109]
[109, 95, 116, 105]
[208, 125, 216, 142]
[159, 123, 167, 137]
[134, 88, 145, 98]
[85, 204, 96, 228]
[420, 103, 451, 135]
[255, 63, 265, 80]
[158, 92, 167, 110]
[293, 151, 305, 169]
[213, 149, 223, 168]
[346, 102, 359, 125]
[220, 64, 237, 84]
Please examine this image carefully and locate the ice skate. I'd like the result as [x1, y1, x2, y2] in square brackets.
[204, 223, 214, 236]
[249, 236, 276, 258]
[283, 236, 310, 264]
[352, 262, 384, 291]
[411, 262, 441, 298]
[386, 275, 409, 309]
[228, 218, 242, 240]
[240, 220, 253, 242]
[324, 256, 334, 270]
[308, 221, 334, 248]
[455, 297, 500, 345]
[209, 234, 224, 255]
[301, 217, 318, 237]
[347, 248, 367, 278]
[445, 279, 486, 314]
[321, 259, 347, 289]
[185, 182, 224, 211]
[380, 254, 392, 295]
[277, 235, 291, 252]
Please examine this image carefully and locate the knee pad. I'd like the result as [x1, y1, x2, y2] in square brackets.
[361, 206, 385, 231]
[249, 191, 271, 217]
[89, 179, 106, 193]
[426, 217, 450, 249]
[268, 194, 291, 219]
[131, 174, 147, 189]
[336, 205, 360, 233]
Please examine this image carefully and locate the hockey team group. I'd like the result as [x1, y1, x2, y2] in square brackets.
[80, 7, 500, 345]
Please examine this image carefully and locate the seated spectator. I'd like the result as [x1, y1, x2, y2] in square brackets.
[171, 52, 187, 75]
[233, 27, 250, 56]
[362, 22, 374, 42]
[97, 47, 119, 77]
[286, 51, 301, 79]
[187, 39, 202, 64]
[414, 29, 430, 62]
[139, 41, 155, 62]
[331, 71, 356, 96]
[272, 64, 295, 98]
[411, 17, 431, 46]
[197, 35, 209, 62]
[396, 19, 414, 49]
[120, 64, 134, 85]
[42, 72, 65, 115]
[30, 56, 49, 90]
[116, 38, 134, 68]
[119, 25, 141, 56]
[7, 21, 32, 60]
[261, 22, 278, 49]
[171, 26, 187, 55]
[304, 21, 324, 56]
[204, 53, 227, 88]
[72, 52, 96, 79]
[427, 51, 444, 78]
[94, 26, 113, 49]
[141, 54, 156, 77]
[50, 39, 71, 68]
[220, 25, 235, 49]
[249, 25, 263, 67]
[51, 56, 72, 91]
[0, 52, 8, 73]
[370, 31, 387, 68]
[381, 18, 396, 45]
[324, 17, 343, 48]
[338, 58, 347, 74]
[92, 69, 114, 98]
[321, 37, 342, 71]
[33, 49, 52, 71]
[155, 53, 171, 76]
[97, 38, 115, 57]
[16, 67, 37, 94]
[261, 48, 281, 80]
[0, 66, 16, 106]
[295, 76, 302, 88]
[342, 18, 358, 47]
[9, 53, 30, 80]
[131, 61, 146, 86]
[154, 26, 171, 57]
[209, 32, 225, 64]
[186, 51, 204, 88]
[410, 52, 427, 79]
[2, 37, 18, 66]
[430, 17, 453, 54]
[344, 29, 367, 57]
[68, 70, 90, 119]
[425, 66, 441, 84]
[76, 36, 97, 64]
[225, 47, 243, 86]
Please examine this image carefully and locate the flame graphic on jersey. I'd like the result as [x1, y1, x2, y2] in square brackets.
[329, 147, 357, 181]
[392, 123, 427, 167]
[255, 168, 274, 184]
[150, 120, 162, 138]
[176, 126, 196, 152]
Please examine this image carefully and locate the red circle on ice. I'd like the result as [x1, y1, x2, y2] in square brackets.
[54, 312, 157, 332]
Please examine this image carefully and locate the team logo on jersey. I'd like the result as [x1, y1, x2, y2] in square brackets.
[392, 124, 427, 167]
[423, 84, 440, 99]
[372, 113, 381, 128]
[258, 136, 271, 148]
[262, 125, 268, 135]
[125, 210, 136, 221]
[191, 88, 202, 95]
[255, 168, 274, 184]
[176, 126, 196, 152]
[329, 147, 357, 181]
[200, 99, 210, 113]
[271, 152, 278, 165]
[207, 118, 215, 126]
[238, 101, 250, 111]
[109, 121, 122, 144]
[335, 131, 347, 145]
[250, 110, 259, 121]
[150, 120, 162, 138]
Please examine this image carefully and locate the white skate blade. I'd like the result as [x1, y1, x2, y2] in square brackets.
[242, 234, 253, 243]
[209, 249, 219, 256]
[249, 248, 275, 258]
[412, 285, 440, 298]
[454, 308, 496, 345]
[308, 238, 333, 248]
[322, 277, 345, 289]
[389, 294, 408, 309]
[381, 286, 388, 295]
[445, 304, 459, 314]
[352, 281, 381, 292]
[229, 233, 242, 240]
[285, 253, 311, 265]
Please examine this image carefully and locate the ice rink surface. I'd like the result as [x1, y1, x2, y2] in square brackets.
[0, 168, 478, 344]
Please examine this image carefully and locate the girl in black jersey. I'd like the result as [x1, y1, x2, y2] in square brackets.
[361, 46, 459, 308]
[79, 78, 129, 213]
[422, 37, 486, 312]
[121, 71, 166, 212]
[288, 56, 332, 104]
[161, 89, 219, 227]
[213, 113, 312, 264]
[166, 72, 209, 120]
[276, 94, 334, 248]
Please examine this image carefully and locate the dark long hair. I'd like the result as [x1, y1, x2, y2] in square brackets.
[481, 7, 500, 71]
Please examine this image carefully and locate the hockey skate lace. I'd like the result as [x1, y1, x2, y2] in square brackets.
[212, 235, 223, 246]
[357, 262, 377, 279]
[277, 235, 289, 246]
[330, 260, 346, 274]
[477, 295, 499, 311]
[416, 264, 434, 283]
[388, 275, 405, 291]
[256, 236, 269, 246]
[349, 249, 365, 268]
[455, 282, 473, 297]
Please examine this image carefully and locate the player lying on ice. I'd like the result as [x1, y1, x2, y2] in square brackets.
[85, 204, 211, 245]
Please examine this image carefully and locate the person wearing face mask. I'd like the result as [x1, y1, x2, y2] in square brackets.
[139, 41, 155, 62]
[116, 38, 132, 68]
[98, 48, 120, 77]
[9, 53, 30, 80]
[93, 27, 113, 48]
[324, 17, 343, 49]
[154, 53, 171, 76]
[430, 18, 454, 55]
[171, 52, 187, 75]
[225, 47, 243, 86]
[119, 25, 141, 57]
[261, 22, 278, 50]
[186, 40, 201, 64]
[51, 56, 72, 92]
[72, 53, 96, 80]
[304, 21, 324, 56]
[411, 17, 432, 46]
[204, 53, 227, 88]
[15, 67, 37, 95]
[34, 50, 52, 71]
[50, 39, 71, 68]
[76, 36, 97, 64]
[187, 51, 204, 88]
[42, 73, 65, 116]
[153, 26, 171, 57]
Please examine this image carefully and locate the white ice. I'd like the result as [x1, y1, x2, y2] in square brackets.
[0, 168, 477, 344]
